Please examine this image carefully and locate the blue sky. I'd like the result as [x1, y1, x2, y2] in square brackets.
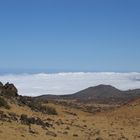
[0, 0, 140, 73]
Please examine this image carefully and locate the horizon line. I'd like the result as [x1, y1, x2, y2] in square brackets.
[0, 71, 140, 75]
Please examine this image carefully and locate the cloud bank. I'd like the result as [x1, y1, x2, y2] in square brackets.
[0, 72, 140, 96]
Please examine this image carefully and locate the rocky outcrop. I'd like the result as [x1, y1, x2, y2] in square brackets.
[0, 82, 3, 94]
[20, 114, 52, 128]
[0, 111, 18, 122]
[0, 82, 3, 87]
[0, 82, 18, 97]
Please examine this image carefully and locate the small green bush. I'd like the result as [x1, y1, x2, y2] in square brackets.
[0, 97, 10, 109]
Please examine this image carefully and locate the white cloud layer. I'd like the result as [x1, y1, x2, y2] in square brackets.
[0, 72, 140, 96]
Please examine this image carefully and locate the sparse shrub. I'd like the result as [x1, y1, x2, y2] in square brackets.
[20, 114, 28, 124]
[28, 101, 57, 115]
[73, 134, 78, 137]
[63, 131, 68, 135]
[42, 105, 58, 115]
[18, 96, 57, 115]
[0, 97, 10, 109]
[65, 126, 70, 130]
[96, 137, 103, 140]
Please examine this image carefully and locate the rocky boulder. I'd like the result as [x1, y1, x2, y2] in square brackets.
[0, 82, 3, 87]
[1, 82, 18, 97]
[20, 114, 52, 128]
[0, 82, 3, 94]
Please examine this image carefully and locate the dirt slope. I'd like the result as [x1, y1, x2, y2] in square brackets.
[0, 98, 140, 140]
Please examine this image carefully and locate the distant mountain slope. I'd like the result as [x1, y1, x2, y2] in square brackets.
[38, 85, 140, 104]
[62, 85, 122, 98]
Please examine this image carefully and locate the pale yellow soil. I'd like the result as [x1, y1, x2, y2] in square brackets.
[0, 99, 140, 140]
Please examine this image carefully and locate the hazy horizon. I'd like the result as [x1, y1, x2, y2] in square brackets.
[1, 72, 140, 96]
[0, 68, 140, 75]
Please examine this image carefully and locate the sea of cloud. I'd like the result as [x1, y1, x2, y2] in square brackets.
[0, 72, 140, 96]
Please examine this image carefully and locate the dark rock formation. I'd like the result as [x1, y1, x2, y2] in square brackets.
[0, 82, 18, 97]
[0, 82, 3, 87]
[20, 114, 52, 128]
[8, 112, 18, 121]
[0, 111, 18, 122]
[0, 82, 3, 94]
[2, 82, 18, 97]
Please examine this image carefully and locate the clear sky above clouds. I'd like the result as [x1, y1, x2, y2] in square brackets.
[0, 0, 140, 73]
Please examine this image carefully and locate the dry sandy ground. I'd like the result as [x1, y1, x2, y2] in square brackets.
[0, 99, 140, 140]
